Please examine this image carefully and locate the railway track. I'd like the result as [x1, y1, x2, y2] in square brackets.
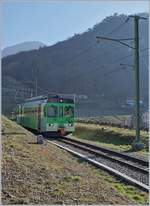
[61, 136, 148, 168]
[46, 136, 149, 192]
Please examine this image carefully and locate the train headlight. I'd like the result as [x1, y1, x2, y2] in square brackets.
[68, 123, 72, 127]
[49, 123, 54, 126]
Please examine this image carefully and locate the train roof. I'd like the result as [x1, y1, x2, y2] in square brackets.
[25, 95, 47, 102]
[23, 94, 74, 104]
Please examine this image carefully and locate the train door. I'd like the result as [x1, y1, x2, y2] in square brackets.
[37, 104, 41, 133]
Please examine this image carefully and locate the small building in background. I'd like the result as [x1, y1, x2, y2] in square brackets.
[142, 111, 149, 129]
[123, 115, 134, 128]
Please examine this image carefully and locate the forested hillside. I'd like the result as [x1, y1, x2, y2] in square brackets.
[2, 13, 148, 115]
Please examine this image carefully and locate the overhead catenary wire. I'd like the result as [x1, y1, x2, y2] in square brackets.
[21, 47, 148, 96]
[5, 17, 148, 103]
[14, 17, 131, 86]
[5, 16, 146, 79]
[108, 47, 148, 65]
[70, 19, 130, 63]
[4, 46, 148, 99]
[49, 18, 131, 72]
[140, 56, 148, 70]
[30, 18, 131, 93]
[39, 17, 148, 103]
[106, 17, 131, 37]
[67, 48, 148, 81]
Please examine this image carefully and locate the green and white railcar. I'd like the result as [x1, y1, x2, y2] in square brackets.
[16, 95, 75, 135]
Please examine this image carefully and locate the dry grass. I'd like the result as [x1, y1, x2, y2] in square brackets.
[73, 123, 149, 159]
[2, 116, 149, 205]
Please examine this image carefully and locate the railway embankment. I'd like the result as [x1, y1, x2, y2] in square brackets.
[2, 116, 148, 204]
[73, 122, 149, 159]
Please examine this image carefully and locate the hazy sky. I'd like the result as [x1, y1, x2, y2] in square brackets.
[2, 0, 149, 48]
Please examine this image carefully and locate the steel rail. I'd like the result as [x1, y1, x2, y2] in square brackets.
[61, 136, 148, 167]
[47, 140, 149, 192]
[59, 138, 148, 174]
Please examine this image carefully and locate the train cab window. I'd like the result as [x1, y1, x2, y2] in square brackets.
[47, 106, 57, 117]
[64, 106, 74, 117]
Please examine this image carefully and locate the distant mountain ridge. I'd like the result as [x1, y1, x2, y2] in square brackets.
[2, 13, 148, 115]
[2, 41, 46, 57]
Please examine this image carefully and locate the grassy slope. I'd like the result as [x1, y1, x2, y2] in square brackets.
[73, 123, 149, 159]
[2, 116, 148, 205]
[78, 115, 130, 124]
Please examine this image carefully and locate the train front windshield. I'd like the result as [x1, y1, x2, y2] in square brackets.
[64, 106, 74, 117]
[47, 106, 58, 117]
[46, 105, 74, 118]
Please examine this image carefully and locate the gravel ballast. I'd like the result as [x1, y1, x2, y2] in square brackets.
[52, 139, 149, 185]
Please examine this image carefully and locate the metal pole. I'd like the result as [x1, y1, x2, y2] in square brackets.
[35, 77, 38, 96]
[74, 94, 76, 117]
[134, 16, 140, 142]
[132, 16, 144, 150]
[96, 15, 146, 150]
